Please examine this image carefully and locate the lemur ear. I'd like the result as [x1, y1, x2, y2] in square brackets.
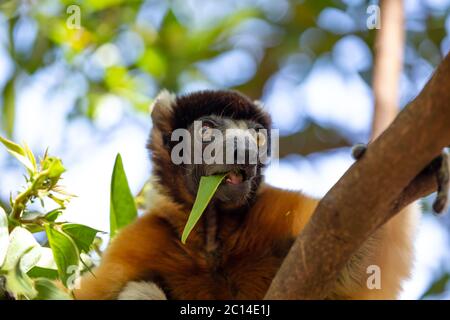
[253, 100, 264, 109]
[150, 90, 176, 132]
[253, 99, 272, 129]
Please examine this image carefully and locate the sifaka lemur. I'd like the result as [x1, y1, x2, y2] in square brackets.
[73, 90, 448, 300]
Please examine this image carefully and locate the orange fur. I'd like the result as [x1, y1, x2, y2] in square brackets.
[74, 90, 418, 300]
[74, 184, 418, 300]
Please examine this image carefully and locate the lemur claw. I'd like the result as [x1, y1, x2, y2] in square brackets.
[431, 152, 449, 214]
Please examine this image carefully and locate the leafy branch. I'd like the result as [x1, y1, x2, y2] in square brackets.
[0, 136, 101, 300]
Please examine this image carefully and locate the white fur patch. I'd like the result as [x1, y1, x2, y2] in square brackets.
[149, 89, 176, 114]
[253, 100, 265, 110]
[118, 281, 167, 300]
[224, 119, 249, 130]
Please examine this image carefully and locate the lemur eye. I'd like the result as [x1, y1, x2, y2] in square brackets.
[256, 131, 266, 147]
[199, 124, 213, 140]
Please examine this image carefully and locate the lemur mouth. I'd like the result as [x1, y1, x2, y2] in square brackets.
[206, 166, 255, 186]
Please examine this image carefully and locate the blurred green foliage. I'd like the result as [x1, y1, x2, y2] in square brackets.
[0, 0, 445, 136]
[421, 272, 450, 299]
[1, 0, 449, 299]
[0, 0, 447, 161]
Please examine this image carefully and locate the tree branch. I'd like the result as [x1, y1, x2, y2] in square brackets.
[264, 51, 450, 299]
[279, 122, 353, 158]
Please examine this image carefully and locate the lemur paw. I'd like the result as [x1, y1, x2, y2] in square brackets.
[351, 144, 450, 214]
[429, 152, 449, 214]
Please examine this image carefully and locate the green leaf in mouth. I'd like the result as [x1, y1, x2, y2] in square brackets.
[181, 173, 226, 244]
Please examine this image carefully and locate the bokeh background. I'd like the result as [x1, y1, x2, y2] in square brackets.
[1, 0, 450, 299]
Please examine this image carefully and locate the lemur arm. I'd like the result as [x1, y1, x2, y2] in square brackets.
[73, 214, 168, 300]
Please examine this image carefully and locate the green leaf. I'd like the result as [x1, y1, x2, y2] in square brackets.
[23, 142, 37, 173]
[85, 0, 127, 11]
[33, 246, 57, 269]
[1, 76, 15, 138]
[3, 242, 40, 299]
[33, 278, 71, 300]
[5, 254, 38, 300]
[110, 153, 138, 237]
[181, 174, 226, 244]
[0, 0, 20, 19]
[0, 136, 34, 173]
[19, 246, 43, 273]
[61, 223, 101, 253]
[21, 211, 43, 221]
[44, 225, 80, 287]
[0, 135, 25, 156]
[45, 209, 63, 222]
[23, 223, 44, 234]
[0, 207, 8, 267]
[137, 48, 167, 79]
[21, 246, 57, 273]
[421, 273, 450, 299]
[26, 246, 58, 279]
[27, 266, 59, 280]
[41, 156, 66, 178]
[5, 149, 35, 173]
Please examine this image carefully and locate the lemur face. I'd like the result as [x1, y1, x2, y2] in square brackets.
[148, 90, 272, 209]
[184, 114, 268, 206]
